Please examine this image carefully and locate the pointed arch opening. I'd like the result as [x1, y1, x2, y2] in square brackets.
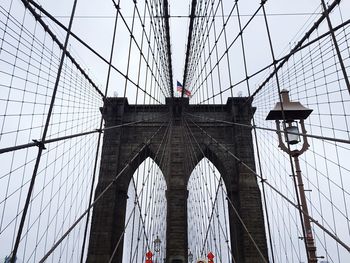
[122, 157, 167, 262]
[187, 157, 232, 262]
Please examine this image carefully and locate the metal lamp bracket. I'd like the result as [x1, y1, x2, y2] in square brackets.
[275, 120, 310, 156]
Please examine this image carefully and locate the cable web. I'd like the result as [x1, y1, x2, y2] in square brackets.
[0, 0, 350, 262]
[0, 0, 172, 262]
[123, 157, 167, 262]
[181, 0, 350, 262]
[187, 158, 232, 262]
[0, 0, 102, 261]
[252, 3, 350, 262]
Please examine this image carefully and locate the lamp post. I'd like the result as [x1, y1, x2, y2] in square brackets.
[154, 236, 161, 253]
[266, 89, 317, 263]
[188, 250, 193, 263]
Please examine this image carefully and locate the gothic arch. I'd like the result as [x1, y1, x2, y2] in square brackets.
[184, 142, 239, 198]
[87, 97, 268, 263]
[122, 157, 167, 262]
[117, 144, 168, 192]
[187, 157, 232, 261]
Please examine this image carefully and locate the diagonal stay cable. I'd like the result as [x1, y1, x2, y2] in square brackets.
[10, 1, 79, 262]
[108, 119, 170, 262]
[21, 0, 104, 98]
[248, 0, 342, 102]
[182, 0, 197, 96]
[235, 1, 276, 260]
[108, 204, 138, 263]
[111, 0, 169, 99]
[163, 0, 174, 97]
[225, 196, 269, 263]
[185, 112, 350, 145]
[80, 4, 121, 261]
[198, 17, 350, 105]
[110, 0, 167, 99]
[143, 0, 172, 97]
[26, 0, 162, 104]
[37, 119, 169, 263]
[183, 118, 236, 262]
[190, 2, 261, 97]
[184, 119, 225, 257]
[187, 116, 350, 253]
[0, 113, 168, 155]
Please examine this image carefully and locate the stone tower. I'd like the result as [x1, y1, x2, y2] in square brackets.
[87, 97, 268, 263]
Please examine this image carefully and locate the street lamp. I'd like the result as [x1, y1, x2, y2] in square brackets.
[266, 89, 317, 263]
[188, 250, 193, 263]
[153, 236, 161, 253]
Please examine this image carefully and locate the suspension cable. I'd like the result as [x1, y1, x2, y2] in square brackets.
[187, 116, 350, 253]
[38, 119, 169, 262]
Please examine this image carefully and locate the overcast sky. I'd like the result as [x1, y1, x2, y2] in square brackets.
[35, 0, 350, 99]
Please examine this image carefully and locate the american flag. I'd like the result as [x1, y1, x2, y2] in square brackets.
[176, 81, 191, 97]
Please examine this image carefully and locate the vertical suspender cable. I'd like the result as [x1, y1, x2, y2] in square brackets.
[235, 0, 276, 261]
[260, 2, 310, 261]
[163, 0, 174, 97]
[11, 1, 79, 262]
[320, 0, 350, 93]
[182, 0, 197, 97]
[79, 1, 121, 262]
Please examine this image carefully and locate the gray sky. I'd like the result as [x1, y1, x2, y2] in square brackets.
[36, 0, 350, 98]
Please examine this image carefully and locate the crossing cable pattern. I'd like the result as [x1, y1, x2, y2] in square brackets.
[254, 1, 350, 262]
[37, 120, 169, 263]
[27, 0, 173, 104]
[109, 0, 173, 101]
[0, 0, 350, 262]
[185, 113, 350, 261]
[122, 121, 170, 263]
[183, 117, 233, 262]
[181, 0, 350, 262]
[121, 157, 167, 263]
[0, 0, 174, 262]
[184, 114, 271, 263]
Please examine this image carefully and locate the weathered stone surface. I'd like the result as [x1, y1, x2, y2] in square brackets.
[87, 97, 268, 263]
